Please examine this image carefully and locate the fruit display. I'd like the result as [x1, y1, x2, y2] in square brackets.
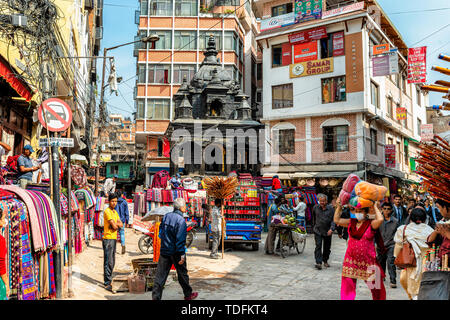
[281, 215, 306, 234]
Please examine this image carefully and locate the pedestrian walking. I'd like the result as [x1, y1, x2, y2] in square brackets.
[152, 198, 198, 300]
[376, 202, 398, 288]
[394, 208, 436, 300]
[102, 194, 123, 291]
[312, 194, 335, 270]
[334, 199, 387, 300]
[392, 194, 408, 226]
[115, 190, 129, 254]
[209, 198, 222, 259]
[264, 197, 282, 255]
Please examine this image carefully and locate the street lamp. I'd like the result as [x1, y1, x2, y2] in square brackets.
[94, 34, 159, 196]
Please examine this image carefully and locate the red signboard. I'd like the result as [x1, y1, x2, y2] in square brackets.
[332, 31, 345, 56]
[281, 42, 292, 66]
[407, 46, 427, 84]
[396, 106, 407, 120]
[385, 144, 396, 168]
[289, 26, 327, 44]
[38, 98, 73, 132]
[293, 41, 318, 63]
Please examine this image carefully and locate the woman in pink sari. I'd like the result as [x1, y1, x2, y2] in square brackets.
[334, 199, 386, 300]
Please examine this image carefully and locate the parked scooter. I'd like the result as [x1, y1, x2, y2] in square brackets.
[138, 219, 198, 255]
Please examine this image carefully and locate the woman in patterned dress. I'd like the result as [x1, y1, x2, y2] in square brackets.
[334, 198, 386, 300]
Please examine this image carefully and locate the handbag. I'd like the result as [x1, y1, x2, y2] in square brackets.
[394, 225, 417, 269]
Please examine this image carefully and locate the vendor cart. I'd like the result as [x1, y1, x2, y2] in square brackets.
[273, 224, 306, 258]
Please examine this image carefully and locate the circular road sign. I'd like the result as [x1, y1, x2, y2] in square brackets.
[38, 98, 73, 132]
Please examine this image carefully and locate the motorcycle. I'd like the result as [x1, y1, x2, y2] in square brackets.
[138, 219, 198, 255]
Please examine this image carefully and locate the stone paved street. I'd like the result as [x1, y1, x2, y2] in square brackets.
[69, 228, 409, 300]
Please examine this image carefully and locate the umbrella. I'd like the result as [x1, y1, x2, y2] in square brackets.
[141, 206, 189, 221]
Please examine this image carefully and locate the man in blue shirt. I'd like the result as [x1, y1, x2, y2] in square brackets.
[152, 198, 198, 300]
[17, 145, 40, 189]
[115, 190, 129, 254]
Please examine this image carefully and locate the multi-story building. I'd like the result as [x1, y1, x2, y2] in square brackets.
[255, 0, 428, 187]
[133, 0, 261, 185]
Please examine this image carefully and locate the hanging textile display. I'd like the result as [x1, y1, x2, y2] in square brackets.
[74, 188, 96, 209]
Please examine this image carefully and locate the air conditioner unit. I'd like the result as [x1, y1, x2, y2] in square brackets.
[95, 27, 103, 40]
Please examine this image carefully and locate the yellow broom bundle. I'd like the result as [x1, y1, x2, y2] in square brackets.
[203, 176, 239, 200]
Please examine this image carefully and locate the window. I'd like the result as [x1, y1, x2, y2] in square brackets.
[137, 64, 146, 83]
[136, 99, 145, 118]
[370, 81, 379, 108]
[417, 118, 422, 136]
[140, 0, 148, 15]
[157, 138, 164, 157]
[199, 31, 222, 50]
[224, 31, 237, 51]
[150, 0, 172, 15]
[278, 129, 295, 154]
[173, 64, 196, 83]
[147, 64, 171, 83]
[238, 40, 243, 62]
[401, 73, 407, 93]
[323, 125, 349, 152]
[416, 87, 421, 106]
[370, 129, 377, 155]
[272, 84, 293, 109]
[271, 3, 293, 17]
[388, 137, 393, 146]
[386, 96, 393, 118]
[396, 141, 401, 166]
[320, 31, 344, 58]
[175, 0, 197, 16]
[152, 30, 172, 49]
[322, 76, 346, 103]
[174, 31, 196, 50]
[257, 63, 262, 81]
[146, 99, 170, 119]
[215, 0, 239, 5]
[272, 44, 282, 67]
[110, 165, 119, 175]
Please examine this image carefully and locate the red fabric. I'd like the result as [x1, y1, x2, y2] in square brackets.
[272, 178, 282, 190]
[0, 58, 33, 101]
[0, 235, 6, 275]
[6, 155, 20, 173]
[162, 138, 170, 158]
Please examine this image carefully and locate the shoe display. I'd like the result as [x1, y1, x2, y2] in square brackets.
[185, 292, 198, 300]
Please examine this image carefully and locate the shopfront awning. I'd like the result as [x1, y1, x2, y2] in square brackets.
[0, 56, 33, 101]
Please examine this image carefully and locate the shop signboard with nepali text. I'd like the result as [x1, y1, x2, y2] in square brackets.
[407, 46, 427, 83]
[385, 144, 396, 168]
[420, 124, 434, 141]
[290, 57, 333, 78]
[294, 0, 323, 24]
[322, 1, 364, 19]
[293, 41, 318, 63]
[288, 26, 327, 44]
[396, 106, 407, 120]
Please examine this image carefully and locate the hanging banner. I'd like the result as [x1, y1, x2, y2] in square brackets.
[322, 1, 364, 19]
[372, 43, 390, 56]
[407, 46, 427, 83]
[385, 144, 396, 168]
[396, 106, 407, 120]
[260, 12, 295, 31]
[420, 124, 434, 141]
[294, 0, 323, 24]
[293, 41, 318, 63]
[332, 31, 345, 56]
[388, 50, 399, 74]
[372, 55, 390, 77]
[289, 26, 327, 44]
[290, 57, 333, 78]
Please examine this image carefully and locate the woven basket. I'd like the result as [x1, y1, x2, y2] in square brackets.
[291, 231, 307, 243]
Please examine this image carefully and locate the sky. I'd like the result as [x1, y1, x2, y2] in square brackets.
[100, 0, 450, 118]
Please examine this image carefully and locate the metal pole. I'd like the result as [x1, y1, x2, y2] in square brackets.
[51, 133, 62, 299]
[95, 47, 108, 197]
[67, 129, 73, 298]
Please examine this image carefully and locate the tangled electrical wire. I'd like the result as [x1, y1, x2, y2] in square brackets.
[0, 0, 72, 101]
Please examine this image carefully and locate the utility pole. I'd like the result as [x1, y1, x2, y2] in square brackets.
[94, 35, 160, 196]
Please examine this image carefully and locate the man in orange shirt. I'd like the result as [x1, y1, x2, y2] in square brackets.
[103, 193, 123, 291]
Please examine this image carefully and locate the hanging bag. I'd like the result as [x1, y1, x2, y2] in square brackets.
[394, 225, 417, 269]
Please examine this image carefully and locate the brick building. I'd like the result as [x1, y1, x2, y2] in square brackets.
[133, 0, 261, 185]
[255, 0, 428, 186]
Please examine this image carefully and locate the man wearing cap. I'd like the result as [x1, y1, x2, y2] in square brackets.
[102, 175, 117, 197]
[17, 145, 41, 189]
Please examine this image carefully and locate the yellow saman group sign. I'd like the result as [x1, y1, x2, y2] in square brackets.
[290, 57, 334, 78]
